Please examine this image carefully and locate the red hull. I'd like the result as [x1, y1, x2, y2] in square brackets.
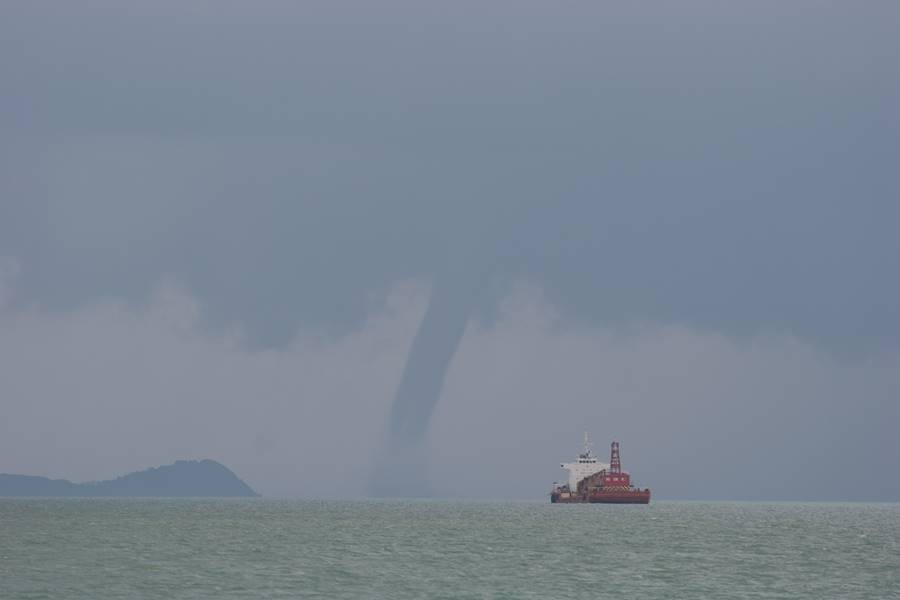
[550, 489, 650, 504]
[589, 489, 650, 504]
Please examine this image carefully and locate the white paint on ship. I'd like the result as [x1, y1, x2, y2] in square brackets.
[560, 432, 608, 491]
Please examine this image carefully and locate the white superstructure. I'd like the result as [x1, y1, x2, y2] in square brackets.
[560, 432, 609, 490]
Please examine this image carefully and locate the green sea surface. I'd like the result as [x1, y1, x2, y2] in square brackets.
[1, 499, 897, 599]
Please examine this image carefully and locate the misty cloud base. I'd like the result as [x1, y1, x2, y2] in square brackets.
[1, 276, 896, 500]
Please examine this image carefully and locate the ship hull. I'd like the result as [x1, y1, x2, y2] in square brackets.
[589, 490, 650, 504]
[550, 489, 650, 504]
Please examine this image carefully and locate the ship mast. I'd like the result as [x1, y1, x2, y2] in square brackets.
[582, 431, 593, 457]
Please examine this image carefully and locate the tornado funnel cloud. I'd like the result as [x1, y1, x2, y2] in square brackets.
[369, 262, 487, 496]
[390, 278, 472, 444]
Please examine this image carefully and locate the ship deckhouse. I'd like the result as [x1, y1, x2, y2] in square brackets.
[560, 432, 609, 491]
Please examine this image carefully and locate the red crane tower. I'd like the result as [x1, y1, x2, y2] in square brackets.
[602, 441, 631, 489]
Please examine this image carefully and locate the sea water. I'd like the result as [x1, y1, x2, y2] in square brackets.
[1, 499, 897, 599]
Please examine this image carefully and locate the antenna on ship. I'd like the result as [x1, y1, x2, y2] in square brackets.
[582, 431, 593, 457]
[609, 441, 621, 474]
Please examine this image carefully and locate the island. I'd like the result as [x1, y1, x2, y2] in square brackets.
[0, 459, 259, 497]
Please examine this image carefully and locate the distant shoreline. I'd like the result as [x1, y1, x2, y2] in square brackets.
[0, 459, 259, 497]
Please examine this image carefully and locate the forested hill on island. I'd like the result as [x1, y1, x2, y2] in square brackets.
[0, 459, 259, 497]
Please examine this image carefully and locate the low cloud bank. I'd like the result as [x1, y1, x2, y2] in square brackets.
[1, 277, 896, 499]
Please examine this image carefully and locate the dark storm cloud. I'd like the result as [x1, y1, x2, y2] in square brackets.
[3, 1, 898, 349]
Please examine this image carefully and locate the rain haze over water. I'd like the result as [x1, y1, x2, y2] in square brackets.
[2, 1, 900, 501]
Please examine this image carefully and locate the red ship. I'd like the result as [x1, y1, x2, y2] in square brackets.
[550, 438, 650, 504]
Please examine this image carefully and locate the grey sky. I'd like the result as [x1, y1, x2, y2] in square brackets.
[1, 1, 898, 499]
